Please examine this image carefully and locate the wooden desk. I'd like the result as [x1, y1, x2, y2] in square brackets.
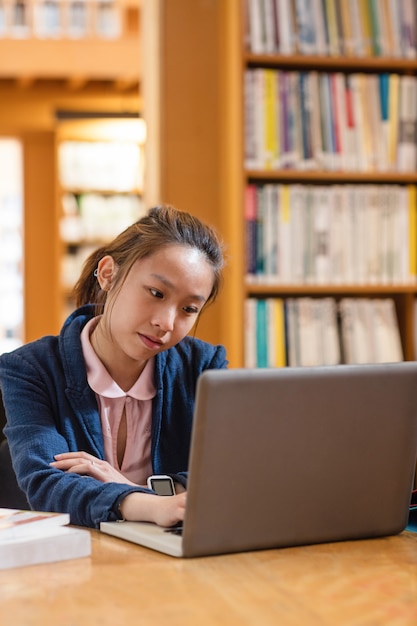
[1, 530, 417, 625]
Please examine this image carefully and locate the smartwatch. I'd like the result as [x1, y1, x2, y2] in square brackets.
[147, 474, 176, 496]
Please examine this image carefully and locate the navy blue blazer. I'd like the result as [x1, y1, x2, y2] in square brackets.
[0, 305, 228, 528]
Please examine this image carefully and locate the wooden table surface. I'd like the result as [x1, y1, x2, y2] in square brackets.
[1, 529, 417, 625]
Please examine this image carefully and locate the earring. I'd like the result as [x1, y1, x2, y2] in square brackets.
[93, 269, 98, 277]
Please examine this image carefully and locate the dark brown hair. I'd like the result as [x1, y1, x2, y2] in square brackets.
[73, 205, 224, 313]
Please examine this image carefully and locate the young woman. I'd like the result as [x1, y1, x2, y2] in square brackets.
[0, 205, 227, 528]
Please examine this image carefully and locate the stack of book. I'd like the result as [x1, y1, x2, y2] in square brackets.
[0, 508, 91, 570]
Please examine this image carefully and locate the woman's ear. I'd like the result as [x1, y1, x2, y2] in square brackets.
[96, 256, 117, 291]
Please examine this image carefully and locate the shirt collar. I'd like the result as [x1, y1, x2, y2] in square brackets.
[80, 316, 156, 400]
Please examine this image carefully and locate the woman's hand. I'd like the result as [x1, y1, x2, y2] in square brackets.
[120, 491, 187, 528]
[50, 451, 187, 527]
[50, 451, 138, 486]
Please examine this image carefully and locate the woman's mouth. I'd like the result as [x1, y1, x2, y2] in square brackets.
[139, 333, 164, 350]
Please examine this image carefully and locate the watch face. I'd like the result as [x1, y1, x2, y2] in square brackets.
[150, 477, 175, 496]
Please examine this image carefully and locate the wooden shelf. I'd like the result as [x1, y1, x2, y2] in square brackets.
[0, 0, 140, 90]
[0, 39, 140, 88]
[245, 53, 417, 72]
[246, 170, 417, 183]
[228, 1, 417, 366]
[246, 284, 417, 296]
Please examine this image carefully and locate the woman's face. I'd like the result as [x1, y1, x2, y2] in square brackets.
[96, 244, 214, 365]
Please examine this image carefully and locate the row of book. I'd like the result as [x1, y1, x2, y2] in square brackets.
[244, 296, 404, 368]
[0, 0, 122, 40]
[245, 0, 416, 58]
[59, 140, 143, 192]
[0, 139, 23, 356]
[245, 183, 416, 286]
[244, 69, 417, 172]
[60, 192, 144, 288]
[60, 192, 144, 243]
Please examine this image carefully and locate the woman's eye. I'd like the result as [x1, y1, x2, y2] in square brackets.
[184, 306, 199, 315]
[150, 288, 163, 299]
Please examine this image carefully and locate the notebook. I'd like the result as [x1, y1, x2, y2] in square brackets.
[100, 362, 417, 558]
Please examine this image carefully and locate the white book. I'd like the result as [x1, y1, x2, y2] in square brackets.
[388, 186, 404, 283]
[244, 70, 258, 169]
[401, 0, 416, 59]
[298, 298, 319, 366]
[319, 298, 341, 365]
[339, 298, 356, 364]
[0, 508, 91, 570]
[364, 185, 381, 284]
[312, 185, 331, 284]
[287, 72, 303, 168]
[333, 72, 348, 170]
[372, 299, 403, 362]
[366, 74, 385, 171]
[377, 0, 390, 57]
[379, 186, 391, 285]
[312, 0, 327, 55]
[0, 508, 70, 540]
[249, 69, 266, 170]
[277, 185, 292, 283]
[349, 0, 365, 56]
[285, 298, 299, 367]
[318, 73, 335, 171]
[277, 0, 296, 54]
[397, 185, 410, 283]
[309, 71, 325, 169]
[294, 0, 317, 54]
[263, 184, 279, 282]
[353, 186, 368, 284]
[247, 0, 264, 53]
[354, 298, 375, 363]
[350, 74, 368, 172]
[263, 0, 277, 53]
[397, 75, 417, 171]
[289, 184, 306, 283]
[0, 526, 91, 570]
[329, 185, 345, 284]
[244, 298, 257, 368]
[302, 186, 315, 284]
[387, 0, 402, 57]
[385, 186, 400, 283]
[344, 75, 359, 171]
[342, 186, 357, 284]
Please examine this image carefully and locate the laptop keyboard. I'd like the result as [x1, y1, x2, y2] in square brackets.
[164, 525, 183, 536]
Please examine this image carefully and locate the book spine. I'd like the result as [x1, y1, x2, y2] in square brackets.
[256, 298, 268, 367]
[245, 184, 258, 279]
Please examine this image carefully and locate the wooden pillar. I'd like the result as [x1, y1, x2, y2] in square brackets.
[23, 131, 59, 342]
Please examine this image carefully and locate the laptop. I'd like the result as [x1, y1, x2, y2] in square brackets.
[100, 362, 417, 558]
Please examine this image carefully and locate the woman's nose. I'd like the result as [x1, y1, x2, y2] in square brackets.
[152, 306, 176, 332]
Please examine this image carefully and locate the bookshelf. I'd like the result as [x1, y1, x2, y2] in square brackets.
[0, 0, 141, 343]
[56, 116, 146, 323]
[222, 0, 417, 368]
[0, 138, 24, 354]
[0, 0, 140, 89]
